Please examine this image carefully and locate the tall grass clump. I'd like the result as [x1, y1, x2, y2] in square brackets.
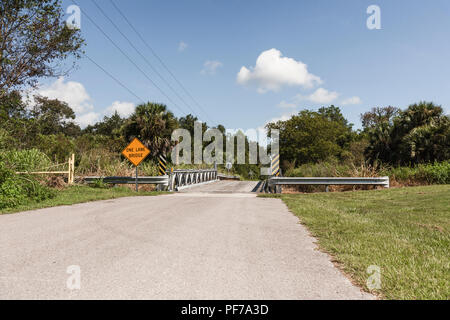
[384, 161, 450, 185]
[283, 160, 449, 192]
[76, 148, 160, 177]
[0, 149, 52, 172]
[0, 161, 55, 209]
[285, 161, 380, 178]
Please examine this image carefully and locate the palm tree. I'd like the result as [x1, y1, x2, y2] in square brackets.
[122, 103, 179, 157]
[365, 101, 449, 165]
[394, 102, 448, 164]
[364, 121, 394, 165]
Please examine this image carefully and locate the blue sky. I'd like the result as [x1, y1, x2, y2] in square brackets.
[45, 0, 450, 129]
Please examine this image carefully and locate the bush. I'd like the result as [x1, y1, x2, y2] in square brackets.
[385, 161, 450, 185]
[0, 162, 55, 209]
[35, 133, 75, 163]
[419, 161, 450, 184]
[0, 128, 17, 149]
[88, 178, 110, 189]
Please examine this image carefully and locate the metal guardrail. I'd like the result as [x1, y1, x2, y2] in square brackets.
[266, 176, 390, 193]
[83, 176, 169, 185]
[83, 169, 218, 191]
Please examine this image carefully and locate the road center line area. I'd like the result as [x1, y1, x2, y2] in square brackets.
[0, 181, 373, 299]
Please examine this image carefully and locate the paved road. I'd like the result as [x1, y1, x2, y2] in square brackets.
[0, 181, 372, 299]
[179, 180, 261, 193]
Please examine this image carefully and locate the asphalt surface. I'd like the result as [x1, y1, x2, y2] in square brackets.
[0, 181, 373, 299]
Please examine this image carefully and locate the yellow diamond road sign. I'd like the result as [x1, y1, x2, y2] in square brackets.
[122, 138, 150, 167]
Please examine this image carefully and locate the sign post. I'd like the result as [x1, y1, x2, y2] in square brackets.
[135, 166, 138, 192]
[121, 138, 150, 192]
[225, 162, 232, 175]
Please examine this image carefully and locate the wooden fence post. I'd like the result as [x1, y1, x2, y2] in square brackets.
[68, 154, 75, 185]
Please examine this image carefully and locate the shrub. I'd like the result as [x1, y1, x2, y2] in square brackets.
[0, 128, 17, 149]
[418, 161, 450, 184]
[34, 134, 75, 163]
[88, 178, 110, 189]
[386, 161, 450, 185]
[0, 162, 56, 210]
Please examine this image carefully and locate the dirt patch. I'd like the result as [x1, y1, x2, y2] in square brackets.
[281, 184, 381, 194]
[44, 176, 67, 189]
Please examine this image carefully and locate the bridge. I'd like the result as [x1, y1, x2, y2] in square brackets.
[83, 168, 389, 193]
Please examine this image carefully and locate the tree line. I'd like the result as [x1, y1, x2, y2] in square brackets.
[267, 103, 449, 170]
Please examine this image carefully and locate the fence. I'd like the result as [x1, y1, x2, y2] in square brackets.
[15, 153, 75, 185]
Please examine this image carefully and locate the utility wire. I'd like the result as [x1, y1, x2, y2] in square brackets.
[83, 53, 146, 104]
[71, 0, 188, 116]
[109, 0, 218, 127]
[91, 0, 202, 120]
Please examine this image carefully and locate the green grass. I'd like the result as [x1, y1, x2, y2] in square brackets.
[260, 185, 450, 300]
[0, 185, 165, 215]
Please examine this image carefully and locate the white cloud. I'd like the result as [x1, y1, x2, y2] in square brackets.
[201, 60, 223, 75]
[277, 100, 297, 109]
[237, 48, 322, 93]
[266, 111, 298, 124]
[296, 88, 339, 104]
[255, 110, 297, 143]
[76, 112, 100, 128]
[178, 41, 188, 52]
[341, 96, 362, 105]
[257, 110, 298, 131]
[32, 77, 137, 128]
[105, 101, 135, 117]
[36, 77, 93, 114]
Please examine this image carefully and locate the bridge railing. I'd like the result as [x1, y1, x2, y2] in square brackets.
[169, 169, 218, 191]
[83, 176, 169, 185]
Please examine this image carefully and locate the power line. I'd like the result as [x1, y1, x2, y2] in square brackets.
[91, 0, 202, 120]
[109, 0, 219, 127]
[71, 0, 188, 116]
[83, 53, 145, 104]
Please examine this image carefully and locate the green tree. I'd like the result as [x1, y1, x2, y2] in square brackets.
[0, 0, 84, 97]
[83, 112, 126, 153]
[361, 106, 400, 130]
[267, 106, 353, 167]
[31, 95, 80, 136]
[85, 111, 125, 137]
[0, 90, 26, 121]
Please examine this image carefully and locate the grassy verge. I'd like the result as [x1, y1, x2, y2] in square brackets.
[0, 185, 165, 215]
[260, 185, 450, 299]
